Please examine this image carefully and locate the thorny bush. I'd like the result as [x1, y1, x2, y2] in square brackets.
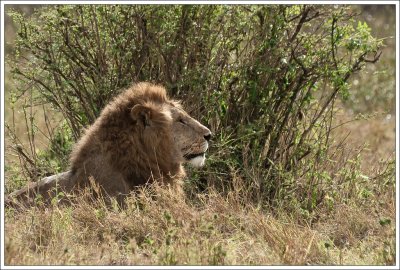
[7, 5, 385, 212]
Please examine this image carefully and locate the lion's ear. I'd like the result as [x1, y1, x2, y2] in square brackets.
[130, 104, 152, 127]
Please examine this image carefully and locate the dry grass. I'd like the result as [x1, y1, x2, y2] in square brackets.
[5, 164, 395, 266]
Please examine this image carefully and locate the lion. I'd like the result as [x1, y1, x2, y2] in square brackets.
[5, 82, 212, 207]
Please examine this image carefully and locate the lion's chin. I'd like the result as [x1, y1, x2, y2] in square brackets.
[188, 154, 206, 167]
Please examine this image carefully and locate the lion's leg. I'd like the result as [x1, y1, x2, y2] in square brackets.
[5, 171, 75, 208]
[73, 156, 131, 207]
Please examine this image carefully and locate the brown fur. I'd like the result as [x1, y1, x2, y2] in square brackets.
[6, 82, 211, 207]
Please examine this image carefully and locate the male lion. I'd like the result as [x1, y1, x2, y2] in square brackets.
[6, 82, 211, 206]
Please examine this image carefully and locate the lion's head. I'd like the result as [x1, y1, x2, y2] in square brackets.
[169, 103, 211, 167]
[114, 82, 211, 170]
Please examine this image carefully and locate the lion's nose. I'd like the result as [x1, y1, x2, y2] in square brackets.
[204, 133, 212, 142]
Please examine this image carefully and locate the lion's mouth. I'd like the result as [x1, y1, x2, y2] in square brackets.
[184, 152, 205, 160]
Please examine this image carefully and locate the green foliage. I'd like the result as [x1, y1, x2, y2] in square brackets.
[4, 164, 27, 193]
[344, 6, 395, 114]
[7, 5, 382, 211]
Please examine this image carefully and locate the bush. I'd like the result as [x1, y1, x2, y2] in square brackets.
[7, 5, 382, 210]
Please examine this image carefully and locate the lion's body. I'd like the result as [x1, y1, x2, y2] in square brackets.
[6, 82, 211, 207]
[69, 83, 186, 199]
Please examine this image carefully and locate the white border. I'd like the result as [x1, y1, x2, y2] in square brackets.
[1, 1, 399, 269]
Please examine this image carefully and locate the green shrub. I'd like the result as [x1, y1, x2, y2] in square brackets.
[7, 5, 382, 209]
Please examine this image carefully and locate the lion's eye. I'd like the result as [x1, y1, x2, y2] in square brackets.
[179, 119, 186, 125]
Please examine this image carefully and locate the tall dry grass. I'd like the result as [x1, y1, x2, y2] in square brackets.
[5, 180, 395, 265]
